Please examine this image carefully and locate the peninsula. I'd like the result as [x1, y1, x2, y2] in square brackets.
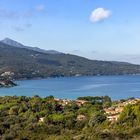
[0, 78, 17, 88]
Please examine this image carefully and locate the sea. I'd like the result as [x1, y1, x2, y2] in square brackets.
[0, 75, 140, 100]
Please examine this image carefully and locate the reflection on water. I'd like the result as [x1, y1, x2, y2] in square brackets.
[76, 84, 111, 91]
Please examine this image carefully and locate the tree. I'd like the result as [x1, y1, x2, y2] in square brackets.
[88, 112, 106, 127]
[9, 106, 19, 115]
[102, 96, 112, 108]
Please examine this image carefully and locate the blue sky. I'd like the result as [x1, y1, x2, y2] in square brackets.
[0, 0, 140, 64]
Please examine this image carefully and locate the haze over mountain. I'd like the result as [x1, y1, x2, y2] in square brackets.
[0, 39, 140, 79]
[1, 38, 62, 54]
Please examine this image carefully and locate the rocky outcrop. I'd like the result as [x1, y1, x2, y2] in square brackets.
[0, 79, 17, 87]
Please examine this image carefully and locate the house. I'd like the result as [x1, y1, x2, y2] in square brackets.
[104, 107, 115, 115]
[107, 115, 119, 122]
[39, 117, 44, 122]
[75, 100, 88, 106]
[105, 98, 140, 122]
[115, 107, 123, 113]
[77, 115, 86, 121]
[62, 99, 71, 106]
[54, 98, 60, 102]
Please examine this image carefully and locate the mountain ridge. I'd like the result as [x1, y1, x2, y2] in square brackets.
[1, 38, 62, 54]
[0, 38, 140, 79]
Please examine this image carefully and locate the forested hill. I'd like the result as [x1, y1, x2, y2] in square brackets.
[0, 41, 140, 79]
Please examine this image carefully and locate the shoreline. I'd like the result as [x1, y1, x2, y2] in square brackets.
[14, 73, 140, 81]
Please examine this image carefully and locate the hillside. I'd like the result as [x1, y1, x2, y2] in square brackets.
[0, 95, 140, 139]
[0, 41, 140, 79]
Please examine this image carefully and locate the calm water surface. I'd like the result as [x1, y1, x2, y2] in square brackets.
[0, 75, 140, 100]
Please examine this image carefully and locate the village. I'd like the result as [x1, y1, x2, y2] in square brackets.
[104, 98, 140, 121]
[58, 97, 140, 122]
[38, 97, 140, 123]
[54, 97, 140, 122]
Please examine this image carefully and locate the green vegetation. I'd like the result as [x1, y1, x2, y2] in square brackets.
[0, 95, 139, 139]
[1, 42, 140, 79]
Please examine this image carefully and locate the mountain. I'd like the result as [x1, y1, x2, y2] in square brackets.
[1, 38, 62, 54]
[0, 40, 140, 79]
[1, 38, 24, 48]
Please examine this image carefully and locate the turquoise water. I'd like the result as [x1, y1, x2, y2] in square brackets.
[0, 75, 140, 100]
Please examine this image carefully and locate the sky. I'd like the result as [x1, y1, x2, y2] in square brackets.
[0, 0, 140, 64]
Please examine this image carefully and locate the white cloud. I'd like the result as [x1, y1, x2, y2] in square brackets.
[35, 5, 45, 12]
[90, 8, 112, 23]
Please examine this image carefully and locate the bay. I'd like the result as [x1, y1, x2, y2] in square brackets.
[0, 75, 140, 100]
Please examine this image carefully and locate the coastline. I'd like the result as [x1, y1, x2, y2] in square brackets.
[14, 73, 140, 81]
